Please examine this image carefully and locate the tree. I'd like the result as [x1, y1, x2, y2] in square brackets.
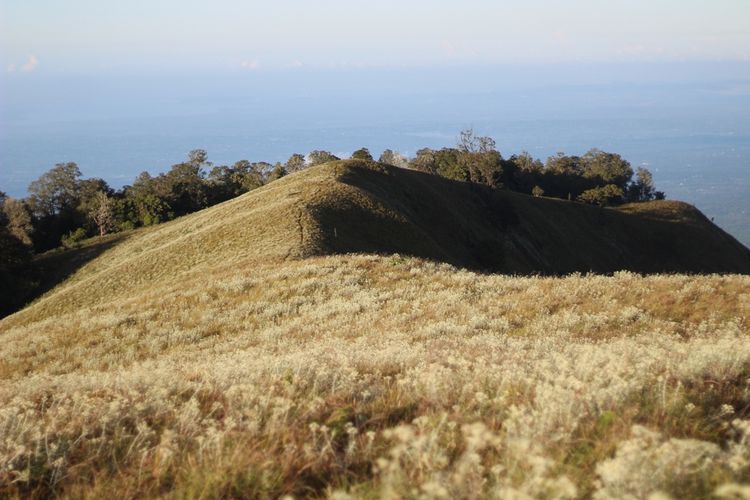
[125, 172, 173, 226]
[137, 194, 171, 226]
[532, 186, 545, 198]
[267, 162, 287, 182]
[234, 161, 265, 192]
[410, 148, 439, 174]
[307, 150, 339, 166]
[2, 198, 33, 246]
[379, 149, 409, 168]
[285, 153, 306, 173]
[508, 152, 544, 193]
[77, 178, 113, 230]
[157, 152, 210, 216]
[578, 184, 624, 207]
[545, 153, 583, 175]
[27, 162, 82, 218]
[351, 147, 373, 161]
[27, 162, 84, 250]
[188, 149, 210, 169]
[580, 149, 634, 190]
[409, 148, 469, 180]
[456, 129, 503, 187]
[627, 167, 656, 202]
[90, 192, 114, 236]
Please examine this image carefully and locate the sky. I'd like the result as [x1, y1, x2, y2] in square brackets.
[2, 0, 750, 75]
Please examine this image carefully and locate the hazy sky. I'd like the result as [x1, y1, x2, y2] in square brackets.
[2, 0, 750, 75]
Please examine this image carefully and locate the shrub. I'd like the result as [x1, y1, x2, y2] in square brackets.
[61, 227, 88, 248]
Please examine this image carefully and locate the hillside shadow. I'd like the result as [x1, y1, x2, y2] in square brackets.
[316, 163, 520, 272]
[313, 162, 750, 275]
[5, 233, 131, 318]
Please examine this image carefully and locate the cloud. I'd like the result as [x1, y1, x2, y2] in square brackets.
[6, 64, 16, 73]
[287, 59, 304, 68]
[240, 59, 259, 70]
[20, 54, 39, 73]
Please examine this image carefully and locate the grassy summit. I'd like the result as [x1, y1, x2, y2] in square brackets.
[1, 161, 749, 498]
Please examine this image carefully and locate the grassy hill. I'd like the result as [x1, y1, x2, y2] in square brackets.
[5, 160, 749, 326]
[1, 161, 750, 498]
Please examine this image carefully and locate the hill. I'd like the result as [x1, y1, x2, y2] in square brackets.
[1, 161, 750, 498]
[307, 160, 750, 274]
[4, 160, 749, 325]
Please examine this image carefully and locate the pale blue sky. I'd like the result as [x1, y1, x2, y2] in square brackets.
[2, 0, 750, 75]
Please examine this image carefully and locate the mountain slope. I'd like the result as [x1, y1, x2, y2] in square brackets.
[312, 160, 750, 275]
[3, 159, 749, 326]
[2, 161, 750, 498]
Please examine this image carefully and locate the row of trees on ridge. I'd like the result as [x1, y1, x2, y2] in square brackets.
[0, 131, 663, 314]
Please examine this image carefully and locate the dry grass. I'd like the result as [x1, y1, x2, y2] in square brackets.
[1, 253, 749, 498]
[1, 162, 750, 498]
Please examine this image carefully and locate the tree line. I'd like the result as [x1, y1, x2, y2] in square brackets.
[0, 130, 662, 314]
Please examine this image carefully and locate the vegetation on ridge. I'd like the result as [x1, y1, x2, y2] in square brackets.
[1, 130, 667, 315]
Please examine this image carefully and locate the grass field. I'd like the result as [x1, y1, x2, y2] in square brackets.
[1, 162, 749, 498]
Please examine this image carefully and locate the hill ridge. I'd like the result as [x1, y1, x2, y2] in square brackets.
[2, 159, 749, 327]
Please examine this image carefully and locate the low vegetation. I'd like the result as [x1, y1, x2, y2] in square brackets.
[1, 254, 749, 498]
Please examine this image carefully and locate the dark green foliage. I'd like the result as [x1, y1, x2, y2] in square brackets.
[351, 148, 373, 161]
[267, 163, 288, 182]
[61, 228, 88, 248]
[0, 225, 34, 316]
[578, 184, 625, 206]
[580, 149, 633, 190]
[285, 153, 307, 173]
[27, 162, 82, 218]
[158, 159, 209, 216]
[3, 134, 667, 264]
[307, 150, 340, 166]
[26, 162, 83, 250]
[410, 148, 468, 181]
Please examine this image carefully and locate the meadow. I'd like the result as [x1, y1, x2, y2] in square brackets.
[1, 253, 749, 498]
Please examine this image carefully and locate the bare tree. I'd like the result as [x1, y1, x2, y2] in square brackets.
[90, 192, 114, 236]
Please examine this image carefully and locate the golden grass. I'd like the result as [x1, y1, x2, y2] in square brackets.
[1, 253, 749, 498]
[1, 162, 750, 498]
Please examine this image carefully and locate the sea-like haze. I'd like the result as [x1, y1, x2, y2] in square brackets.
[1, 62, 749, 245]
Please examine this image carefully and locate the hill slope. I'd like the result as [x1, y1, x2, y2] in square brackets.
[309, 160, 750, 274]
[2, 161, 750, 498]
[5, 160, 749, 325]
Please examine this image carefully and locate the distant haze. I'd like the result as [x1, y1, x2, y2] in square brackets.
[2, 0, 749, 72]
